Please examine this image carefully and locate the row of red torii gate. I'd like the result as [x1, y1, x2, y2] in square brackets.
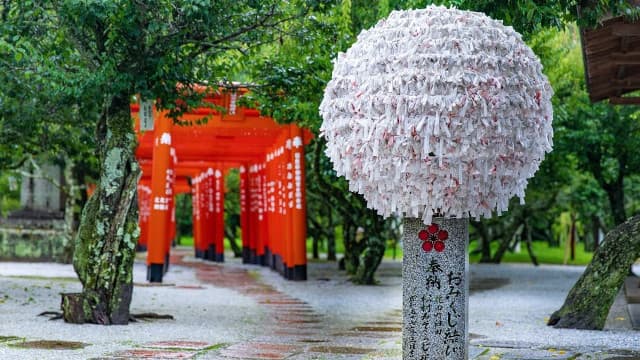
[132, 87, 313, 282]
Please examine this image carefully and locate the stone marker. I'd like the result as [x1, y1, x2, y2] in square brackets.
[403, 217, 468, 359]
[320, 5, 553, 359]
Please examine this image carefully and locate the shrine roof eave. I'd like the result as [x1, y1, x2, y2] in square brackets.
[580, 6, 640, 104]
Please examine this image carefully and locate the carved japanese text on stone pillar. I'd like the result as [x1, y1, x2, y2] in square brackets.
[403, 217, 469, 360]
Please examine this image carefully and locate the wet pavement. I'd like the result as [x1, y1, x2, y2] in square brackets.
[0, 248, 639, 359]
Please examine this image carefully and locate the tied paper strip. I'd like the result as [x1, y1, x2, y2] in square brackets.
[319, 6, 554, 225]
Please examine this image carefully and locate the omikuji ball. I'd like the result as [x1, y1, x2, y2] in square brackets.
[319, 6, 553, 224]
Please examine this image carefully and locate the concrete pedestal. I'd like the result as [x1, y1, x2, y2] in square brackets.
[403, 217, 469, 359]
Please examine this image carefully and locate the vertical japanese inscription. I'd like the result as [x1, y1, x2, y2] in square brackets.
[403, 217, 469, 360]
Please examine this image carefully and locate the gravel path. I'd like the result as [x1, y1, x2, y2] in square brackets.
[0, 251, 638, 359]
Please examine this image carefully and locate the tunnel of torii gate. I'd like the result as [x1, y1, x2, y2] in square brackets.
[132, 87, 313, 283]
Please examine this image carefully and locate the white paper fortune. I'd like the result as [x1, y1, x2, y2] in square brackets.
[319, 6, 554, 224]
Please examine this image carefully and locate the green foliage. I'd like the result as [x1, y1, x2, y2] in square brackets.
[532, 25, 640, 226]
[402, 0, 639, 38]
[468, 24, 640, 262]
[243, 1, 640, 274]
[175, 193, 193, 239]
[58, 0, 264, 114]
[0, 2, 97, 171]
[0, 173, 20, 217]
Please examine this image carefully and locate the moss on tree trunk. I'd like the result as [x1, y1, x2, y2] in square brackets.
[64, 94, 140, 325]
[548, 214, 640, 330]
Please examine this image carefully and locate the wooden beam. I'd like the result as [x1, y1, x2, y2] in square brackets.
[610, 96, 640, 105]
[616, 37, 630, 96]
[612, 52, 640, 64]
[611, 78, 640, 89]
[612, 23, 640, 37]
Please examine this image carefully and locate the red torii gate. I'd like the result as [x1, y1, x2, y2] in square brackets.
[132, 87, 312, 282]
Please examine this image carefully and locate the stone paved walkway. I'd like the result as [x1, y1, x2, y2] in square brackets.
[1, 249, 639, 359]
[151, 253, 404, 360]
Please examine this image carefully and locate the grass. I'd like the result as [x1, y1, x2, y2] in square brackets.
[469, 240, 593, 265]
[176, 236, 194, 246]
[177, 235, 594, 265]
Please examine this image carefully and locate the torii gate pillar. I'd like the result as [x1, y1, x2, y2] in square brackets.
[146, 113, 173, 282]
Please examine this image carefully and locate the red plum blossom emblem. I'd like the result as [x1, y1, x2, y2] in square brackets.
[418, 224, 448, 253]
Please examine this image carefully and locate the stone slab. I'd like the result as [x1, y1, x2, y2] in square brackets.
[112, 349, 196, 359]
[624, 277, 640, 304]
[143, 341, 212, 350]
[628, 303, 640, 329]
[219, 342, 300, 359]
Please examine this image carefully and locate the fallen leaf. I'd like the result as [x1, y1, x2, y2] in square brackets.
[495, 321, 503, 327]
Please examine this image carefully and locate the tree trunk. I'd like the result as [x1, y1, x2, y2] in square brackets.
[524, 220, 538, 266]
[342, 222, 360, 275]
[491, 234, 511, 264]
[473, 221, 493, 263]
[605, 181, 626, 226]
[327, 212, 337, 261]
[591, 215, 600, 251]
[353, 234, 385, 284]
[225, 214, 242, 257]
[224, 227, 242, 258]
[548, 214, 640, 330]
[569, 213, 576, 261]
[312, 235, 320, 260]
[327, 228, 337, 261]
[64, 94, 140, 325]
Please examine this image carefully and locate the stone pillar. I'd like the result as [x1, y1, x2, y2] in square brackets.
[20, 163, 63, 213]
[403, 217, 469, 360]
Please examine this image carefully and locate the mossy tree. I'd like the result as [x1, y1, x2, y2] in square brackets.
[549, 215, 640, 329]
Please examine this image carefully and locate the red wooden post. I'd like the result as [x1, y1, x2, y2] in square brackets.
[275, 138, 286, 274]
[253, 163, 263, 264]
[254, 163, 264, 265]
[290, 124, 307, 280]
[191, 173, 203, 258]
[247, 164, 258, 263]
[260, 161, 269, 266]
[239, 164, 251, 263]
[137, 180, 152, 252]
[265, 148, 275, 268]
[147, 111, 172, 282]
[283, 131, 294, 279]
[202, 169, 215, 261]
[133, 87, 312, 282]
[164, 148, 177, 272]
[213, 166, 225, 262]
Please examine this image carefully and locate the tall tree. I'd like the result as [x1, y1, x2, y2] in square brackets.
[4, 0, 312, 324]
[531, 26, 640, 329]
